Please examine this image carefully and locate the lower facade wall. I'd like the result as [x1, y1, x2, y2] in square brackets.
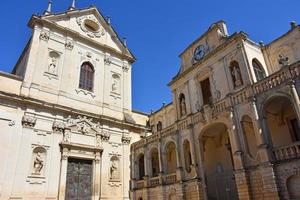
[132, 180, 203, 200]
[274, 159, 300, 200]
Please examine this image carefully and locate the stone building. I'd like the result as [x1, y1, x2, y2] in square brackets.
[130, 21, 300, 200]
[0, 2, 148, 200]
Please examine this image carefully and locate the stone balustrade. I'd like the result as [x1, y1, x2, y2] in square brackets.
[165, 173, 177, 184]
[136, 180, 145, 189]
[273, 141, 300, 161]
[149, 177, 160, 187]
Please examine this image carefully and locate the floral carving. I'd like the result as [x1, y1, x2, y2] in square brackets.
[22, 115, 37, 128]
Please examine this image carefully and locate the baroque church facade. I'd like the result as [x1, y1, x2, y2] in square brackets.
[130, 21, 300, 200]
[0, 2, 148, 200]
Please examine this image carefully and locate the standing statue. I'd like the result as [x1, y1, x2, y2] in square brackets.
[48, 56, 57, 74]
[232, 66, 242, 87]
[110, 159, 119, 180]
[180, 97, 187, 116]
[33, 152, 44, 175]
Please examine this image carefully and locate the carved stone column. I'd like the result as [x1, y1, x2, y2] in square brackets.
[198, 138, 208, 200]
[175, 131, 183, 181]
[58, 147, 69, 200]
[228, 110, 244, 170]
[187, 124, 198, 177]
[94, 152, 101, 200]
[251, 99, 271, 162]
[290, 82, 300, 120]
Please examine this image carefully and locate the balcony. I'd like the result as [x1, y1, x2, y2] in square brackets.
[149, 177, 160, 187]
[273, 141, 300, 161]
[136, 180, 145, 189]
[165, 173, 177, 184]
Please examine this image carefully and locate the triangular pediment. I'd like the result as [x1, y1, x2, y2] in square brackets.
[32, 7, 134, 61]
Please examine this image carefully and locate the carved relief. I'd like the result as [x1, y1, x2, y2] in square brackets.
[101, 131, 111, 142]
[52, 121, 66, 133]
[22, 115, 37, 128]
[122, 135, 131, 144]
[65, 41, 74, 50]
[76, 15, 105, 38]
[104, 54, 112, 65]
[40, 31, 50, 41]
[122, 62, 130, 72]
[66, 115, 100, 136]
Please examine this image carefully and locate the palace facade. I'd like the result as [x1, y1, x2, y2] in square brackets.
[0, 3, 148, 200]
[130, 21, 300, 200]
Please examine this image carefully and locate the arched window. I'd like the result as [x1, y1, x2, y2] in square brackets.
[157, 121, 162, 132]
[179, 93, 187, 117]
[151, 149, 160, 177]
[252, 59, 266, 81]
[229, 61, 243, 88]
[138, 154, 145, 180]
[183, 140, 192, 173]
[79, 62, 94, 91]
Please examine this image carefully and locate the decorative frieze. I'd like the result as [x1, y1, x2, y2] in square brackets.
[22, 115, 37, 128]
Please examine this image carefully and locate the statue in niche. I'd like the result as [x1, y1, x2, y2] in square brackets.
[111, 74, 120, 94]
[48, 51, 60, 75]
[230, 62, 243, 88]
[179, 94, 187, 116]
[33, 152, 44, 175]
[49, 57, 57, 74]
[110, 158, 119, 180]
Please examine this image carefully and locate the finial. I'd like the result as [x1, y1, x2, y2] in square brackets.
[290, 21, 297, 29]
[44, 0, 52, 15]
[123, 37, 127, 47]
[69, 0, 76, 11]
[259, 41, 264, 47]
[106, 16, 111, 25]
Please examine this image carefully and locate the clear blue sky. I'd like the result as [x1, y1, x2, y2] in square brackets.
[0, 0, 299, 113]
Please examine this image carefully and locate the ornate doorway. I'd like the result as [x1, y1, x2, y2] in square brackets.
[66, 158, 93, 200]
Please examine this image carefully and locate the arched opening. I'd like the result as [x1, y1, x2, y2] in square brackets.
[150, 148, 160, 177]
[183, 140, 192, 173]
[264, 96, 300, 148]
[179, 93, 187, 117]
[241, 115, 258, 160]
[200, 123, 238, 200]
[252, 59, 266, 81]
[166, 142, 177, 174]
[157, 121, 162, 132]
[229, 61, 243, 88]
[137, 154, 145, 180]
[287, 174, 300, 199]
[79, 62, 94, 91]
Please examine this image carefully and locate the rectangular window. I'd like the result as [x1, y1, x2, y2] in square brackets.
[200, 78, 212, 105]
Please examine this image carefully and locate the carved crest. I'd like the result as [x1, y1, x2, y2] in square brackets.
[76, 15, 105, 38]
[66, 115, 99, 135]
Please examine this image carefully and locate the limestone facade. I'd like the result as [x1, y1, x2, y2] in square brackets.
[130, 21, 300, 200]
[0, 6, 148, 200]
